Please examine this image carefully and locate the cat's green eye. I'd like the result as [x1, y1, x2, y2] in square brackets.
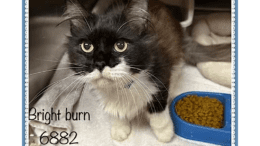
[81, 41, 94, 53]
[114, 41, 128, 52]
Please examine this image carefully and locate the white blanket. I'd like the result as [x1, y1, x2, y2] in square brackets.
[29, 52, 230, 146]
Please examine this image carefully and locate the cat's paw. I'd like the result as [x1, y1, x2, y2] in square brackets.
[111, 123, 131, 141]
[152, 124, 174, 142]
[148, 108, 174, 143]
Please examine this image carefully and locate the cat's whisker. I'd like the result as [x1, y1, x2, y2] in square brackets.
[117, 76, 139, 119]
[117, 77, 131, 115]
[134, 73, 162, 114]
[119, 76, 135, 112]
[127, 74, 164, 112]
[129, 64, 153, 67]
[113, 77, 121, 107]
[117, 2, 124, 26]
[122, 75, 148, 117]
[130, 62, 184, 68]
[126, 66, 169, 93]
[29, 71, 85, 105]
[101, 79, 110, 98]
[33, 58, 89, 68]
[121, 75, 145, 111]
[131, 7, 149, 15]
[116, 19, 141, 33]
[29, 67, 84, 76]
[69, 0, 92, 32]
[127, 75, 161, 117]
[82, 79, 90, 93]
[122, 74, 148, 104]
[60, 75, 86, 108]
[123, 74, 156, 114]
[124, 75, 155, 111]
[48, 75, 85, 109]
[122, 75, 156, 123]
[121, 76, 142, 126]
[77, 77, 90, 103]
[116, 77, 130, 108]
[121, 76, 133, 106]
[137, 72, 168, 109]
[126, 15, 155, 32]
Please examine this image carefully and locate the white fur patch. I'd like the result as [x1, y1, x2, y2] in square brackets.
[110, 117, 131, 141]
[81, 69, 101, 81]
[81, 58, 184, 122]
[146, 106, 174, 142]
[86, 58, 158, 120]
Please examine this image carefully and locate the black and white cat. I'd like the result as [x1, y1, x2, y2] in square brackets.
[62, 0, 230, 142]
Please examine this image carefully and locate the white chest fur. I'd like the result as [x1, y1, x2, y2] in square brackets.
[93, 71, 158, 120]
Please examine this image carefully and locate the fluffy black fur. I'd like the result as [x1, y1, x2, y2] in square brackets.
[64, 0, 231, 114]
[64, 0, 174, 114]
[67, 4, 153, 73]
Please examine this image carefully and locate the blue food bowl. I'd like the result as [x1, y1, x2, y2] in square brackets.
[170, 92, 231, 146]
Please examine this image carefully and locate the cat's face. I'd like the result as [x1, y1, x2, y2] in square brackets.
[65, 0, 154, 87]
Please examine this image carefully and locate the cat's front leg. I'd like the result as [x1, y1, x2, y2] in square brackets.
[110, 117, 131, 141]
[147, 101, 174, 142]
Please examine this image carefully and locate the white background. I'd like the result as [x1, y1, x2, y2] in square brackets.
[0, 0, 22, 145]
[0, 0, 258, 145]
[238, 0, 260, 145]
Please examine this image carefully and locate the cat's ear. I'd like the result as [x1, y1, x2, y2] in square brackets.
[125, 0, 150, 33]
[63, 0, 90, 29]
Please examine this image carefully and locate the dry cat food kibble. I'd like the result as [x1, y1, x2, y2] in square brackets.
[175, 95, 224, 128]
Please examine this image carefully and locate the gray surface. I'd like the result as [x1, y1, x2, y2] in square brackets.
[29, 17, 69, 106]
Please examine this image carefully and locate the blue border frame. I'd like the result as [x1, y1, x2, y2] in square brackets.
[22, 0, 25, 146]
[22, 0, 239, 145]
[235, 0, 238, 145]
